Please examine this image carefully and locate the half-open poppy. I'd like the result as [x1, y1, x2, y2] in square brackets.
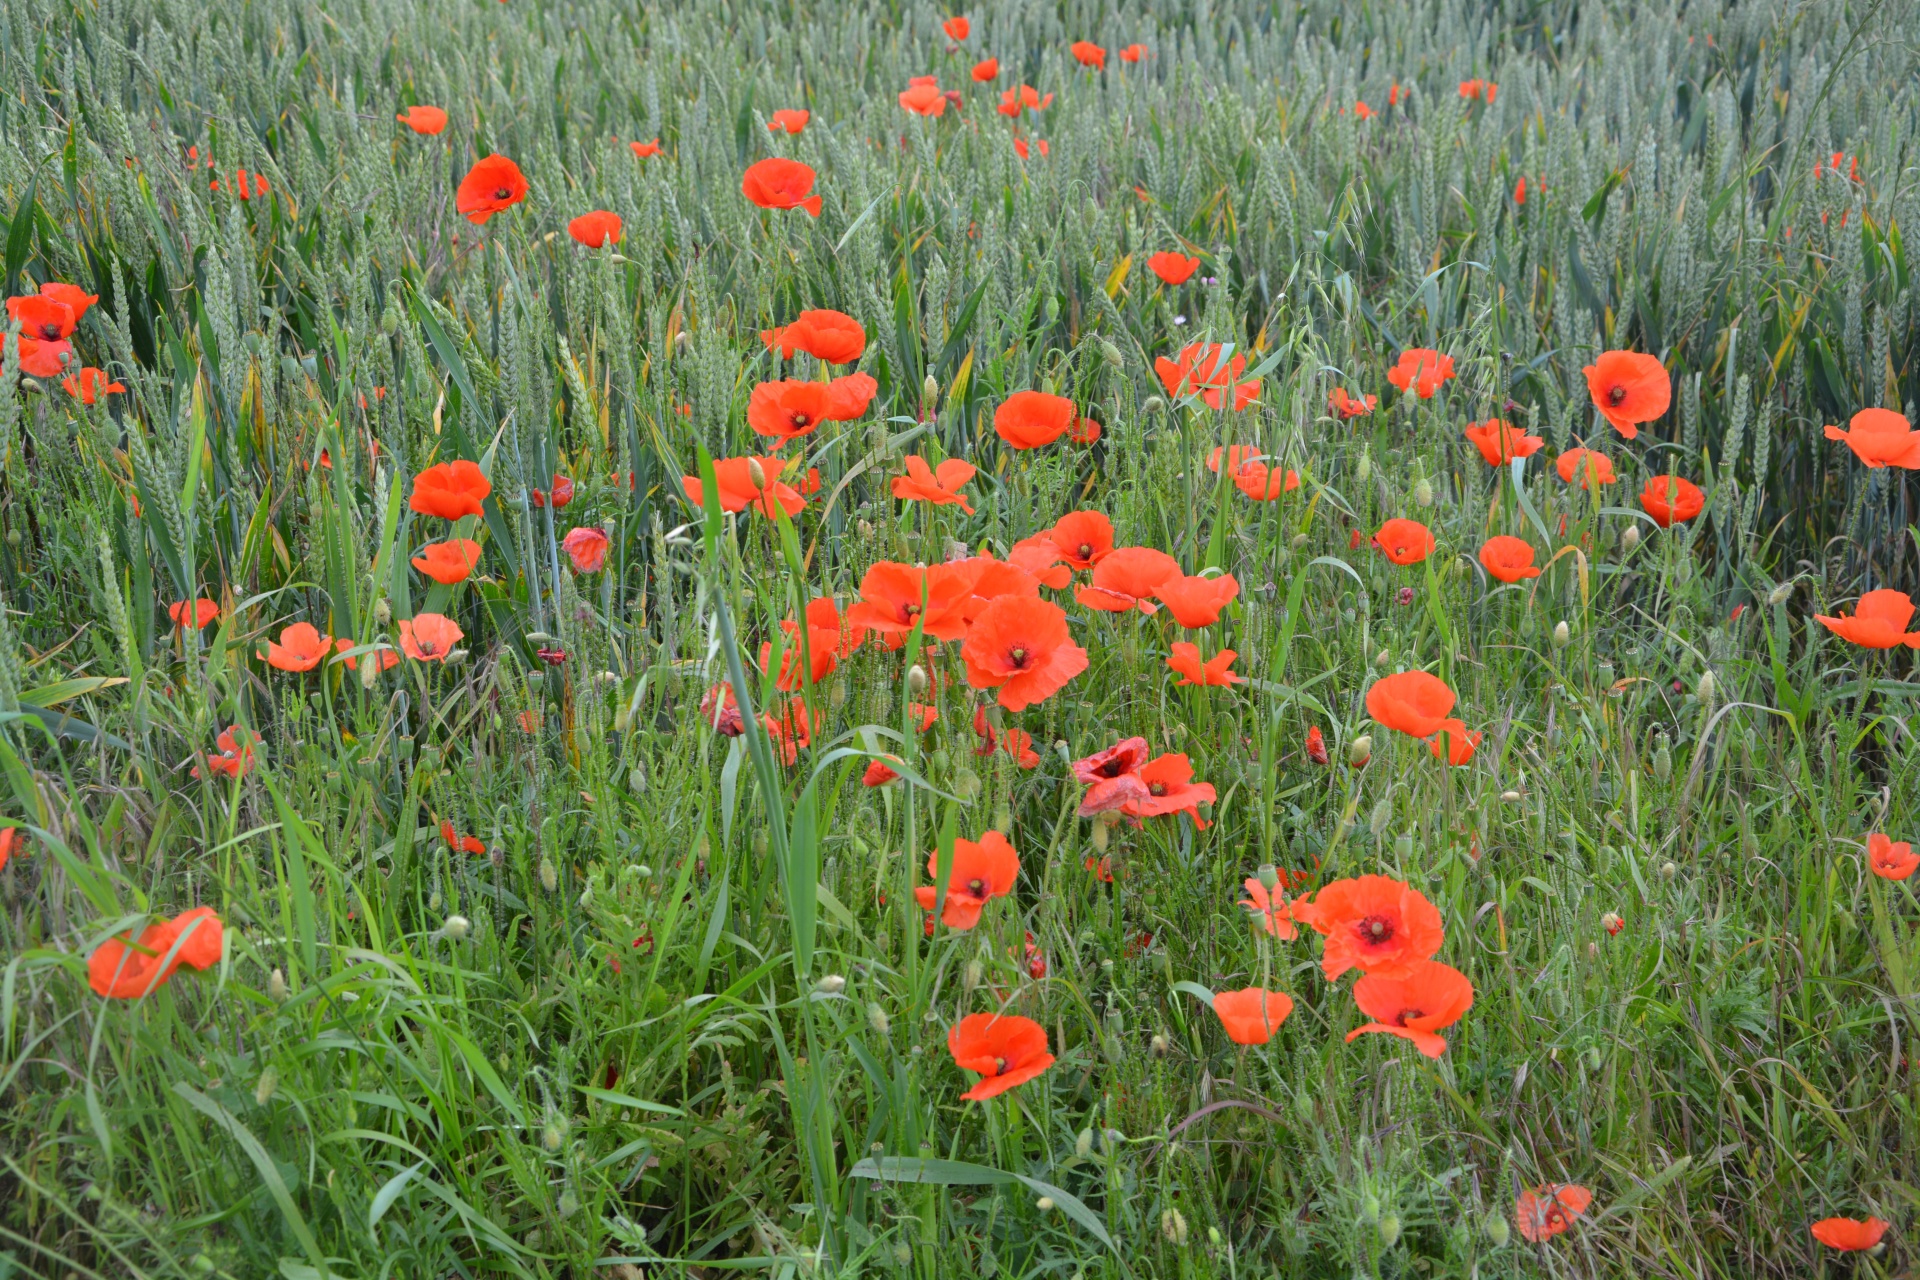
[1810, 1217, 1890, 1251]
[1868, 832, 1919, 880]
[947, 1012, 1054, 1100]
[681, 457, 809, 518]
[762, 309, 866, 364]
[1479, 536, 1540, 583]
[1155, 574, 1239, 626]
[412, 539, 483, 584]
[1463, 419, 1544, 465]
[1212, 988, 1294, 1044]
[398, 105, 448, 134]
[455, 154, 528, 224]
[560, 527, 610, 573]
[411, 460, 491, 519]
[1365, 670, 1457, 737]
[994, 390, 1077, 449]
[568, 210, 623, 247]
[1147, 251, 1199, 284]
[1815, 588, 1920, 648]
[1555, 449, 1616, 488]
[1825, 408, 1920, 468]
[1639, 476, 1704, 527]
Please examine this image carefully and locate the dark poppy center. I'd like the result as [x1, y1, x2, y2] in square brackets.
[38, 323, 61, 340]
[1008, 645, 1028, 667]
[1094, 758, 1129, 778]
[1149, 782, 1167, 797]
[1077, 543, 1093, 560]
[789, 412, 812, 429]
[966, 878, 986, 896]
[992, 1056, 1007, 1075]
[1608, 385, 1626, 406]
[494, 186, 513, 200]
[1359, 915, 1394, 944]
[1394, 1006, 1424, 1026]
[903, 602, 921, 618]
[420, 640, 440, 655]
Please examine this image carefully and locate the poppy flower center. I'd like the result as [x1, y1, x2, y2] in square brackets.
[1608, 385, 1626, 406]
[1358, 914, 1395, 944]
[1393, 1006, 1424, 1026]
[1077, 543, 1092, 559]
[788, 411, 812, 429]
[1149, 782, 1167, 796]
[39, 323, 62, 340]
[1008, 646, 1028, 667]
[992, 1056, 1007, 1075]
[494, 186, 513, 200]
[966, 878, 986, 896]
[903, 602, 921, 618]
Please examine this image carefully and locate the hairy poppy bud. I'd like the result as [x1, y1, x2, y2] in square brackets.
[440, 914, 471, 942]
[746, 458, 767, 489]
[252, 1068, 280, 1107]
[1141, 395, 1165, 415]
[1101, 338, 1124, 367]
[542, 1123, 564, 1151]
[1484, 1209, 1510, 1246]
[1768, 581, 1793, 605]
[1620, 525, 1640, 551]
[906, 665, 928, 693]
[539, 856, 558, 892]
[1348, 734, 1372, 767]
[629, 765, 647, 793]
[1413, 478, 1434, 507]
[1356, 450, 1371, 483]
[1552, 620, 1570, 648]
[1075, 1127, 1094, 1159]
[1035, 1196, 1056, 1212]
[993, 803, 1012, 833]
[964, 959, 984, 990]
[1160, 1209, 1188, 1245]
[526, 631, 556, 644]
[830, 678, 848, 709]
[1651, 734, 1672, 781]
[922, 372, 940, 406]
[1368, 796, 1393, 837]
[1090, 817, 1110, 852]
[1378, 1214, 1401, 1248]
[867, 1001, 890, 1034]
[268, 967, 289, 1001]
[374, 597, 392, 626]
[1361, 1193, 1381, 1222]
[673, 329, 691, 354]
[359, 651, 380, 688]
[1501, 789, 1522, 803]
[1661, 861, 1677, 880]
[1695, 670, 1715, 705]
[815, 973, 845, 994]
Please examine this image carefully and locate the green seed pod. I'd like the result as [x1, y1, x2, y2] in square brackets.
[1378, 1214, 1401, 1248]
[1651, 734, 1672, 782]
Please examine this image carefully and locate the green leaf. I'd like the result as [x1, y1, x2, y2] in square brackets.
[849, 1157, 1117, 1255]
[1172, 980, 1218, 1007]
[174, 1083, 331, 1275]
[367, 1161, 423, 1229]
[575, 1086, 686, 1117]
[4, 174, 36, 288]
[16, 677, 128, 708]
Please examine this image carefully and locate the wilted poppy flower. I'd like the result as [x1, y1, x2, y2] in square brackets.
[1328, 387, 1376, 419]
[947, 1012, 1054, 1100]
[1815, 588, 1920, 648]
[767, 109, 810, 134]
[455, 154, 528, 224]
[1147, 251, 1199, 285]
[1583, 351, 1669, 438]
[1810, 1217, 1889, 1251]
[40, 282, 97, 322]
[412, 539, 483, 584]
[994, 390, 1077, 449]
[1212, 988, 1295, 1044]
[942, 14, 969, 39]
[1825, 408, 1920, 468]
[1048, 510, 1115, 569]
[399, 613, 463, 661]
[1155, 343, 1260, 410]
[1155, 573, 1239, 626]
[1122, 753, 1215, 826]
[1372, 518, 1435, 565]
[411, 460, 491, 519]
[1639, 476, 1705, 527]
[914, 831, 1019, 930]
[849, 561, 980, 644]
[747, 379, 833, 447]
[1071, 737, 1151, 815]
[1426, 719, 1482, 765]
[191, 726, 256, 781]
[1076, 546, 1182, 613]
[699, 683, 745, 736]
[899, 82, 947, 116]
[1119, 43, 1146, 61]
[741, 157, 821, 215]
[1070, 40, 1107, 68]
[62, 367, 126, 404]
[1306, 725, 1329, 765]
[681, 456, 808, 518]
[763, 700, 812, 765]
[169, 598, 220, 629]
[892, 456, 977, 513]
[1386, 349, 1455, 399]
[1366, 670, 1457, 738]
[1232, 462, 1299, 500]
[397, 105, 448, 134]
[1304, 874, 1446, 980]
[1514, 1185, 1594, 1243]
[825, 372, 878, 420]
[263, 622, 333, 672]
[1464, 419, 1544, 465]
[1239, 878, 1297, 939]
[972, 58, 999, 81]
[630, 138, 663, 158]
[1479, 536, 1540, 583]
[560, 526, 610, 573]
[762, 309, 866, 365]
[440, 819, 486, 856]
[1167, 642, 1242, 687]
[1868, 833, 1919, 880]
[568, 210, 623, 247]
[87, 906, 223, 999]
[1555, 448, 1617, 489]
[529, 475, 574, 508]
[962, 595, 1088, 711]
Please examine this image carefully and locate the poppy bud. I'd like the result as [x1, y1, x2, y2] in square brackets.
[1257, 863, 1279, 890]
[1484, 1209, 1510, 1246]
[1588, 941, 1599, 958]
[1101, 338, 1123, 367]
[673, 329, 691, 354]
[1501, 789, 1522, 803]
[1142, 395, 1165, 414]
[527, 631, 556, 643]
[830, 678, 848, 709]
[1348, 735, 1372, 766]
[1090, 817, 1110, 853]
[1661, 861, 1677, 880]
[964, 958, 984, 990]
[747, 458, 767, 489]
[1361, 1193, 1380, 1222]
[1651, 734, 1672, 781]
[1035, 1196, 1056, 1212]
[858, 518, 875, 537]
[1356, 450, 1371, 483]
[867, 1001, 890, 1034]
[1368, 796, 1393, 837]
[1290, 532, 1309, 548]
[815, 973, 845, 994]
[1374, 649, 1390, 668]
[629, 765, 647, 793]
[930, 748, 950, 776]
[269, 967, 289, 1001]
[1151, 1032, 1170, 1057]
[993, 803, 1012, 832]
[558, 1191, 579, 1219]
[1160, 1209, 1188, 1244]
[254, 1068, 279, 1106]
[1601, 910, 1623, 936]
[1620, 525, 1641, 551]
[752, 830, 769, 857]
[542, 1123, 564, 1151]
[1378, 1214, 1401, 1248]
[906, 664, 928, 693]
[922, 372, 939, 406]
[1552, 620, 1570, 648]
[359, 652, 380, 688]
[891, 1242, 913, 1266]
[1413, 478, 1434, 507]
[1075, 1127, 1094, 1158]
[539, 856, 558, 891]
[440, 914, 471, 941]
[1768, 581, 1793, 606]
[374, 598, 392, 625]
[1695, 670, 1715, 705]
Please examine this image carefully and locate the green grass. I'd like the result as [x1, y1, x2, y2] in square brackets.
[1, 0, 1919, 1275]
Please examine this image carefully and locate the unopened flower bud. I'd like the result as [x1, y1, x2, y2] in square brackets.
[254, 1068, 280, 1106]
[542, 1123, 564, 1152]
[1661, 861, 1677, 881]
[1075, 1127, 1094, 1159]
[268, 968, 289, 1001]
[1485, 1209, 1510, 1246]
[963, 959, 984, 990]
[867, 1001, 890, 1035]
[539, 856, 558, 892]
[1768, 581, 1793, 606]
[1501, 789, 1522, 803]
[1090, 818, 1110, 852]
[440, 914, 471, 942]
[922, 373, 939, 406]
[1413, 478, 1434, 507]
[815, 974, 845, 994]
[373, 598, 392, 626]
[1035, 1196, 1055, 1212]
[1378, 1214, 1401, 1248]
[747, 458, 767, 489]
[906, 665, 928, 693]
[1160, 1209, 1188, 1244]
[1368, 796, 1393, 837]
[1552, 620, 1570, 648]
[1141, 395, 1165, 415]
[829, 678, 848, 709]
[1348, 735, 1372, 767]
[359, 651, 380, 688]
[1695, 670, 1715, 705]
[1361, 1193, 1381, 1222]
[1620, 525, 1640, 551]
[1651, 734, 1672, 781]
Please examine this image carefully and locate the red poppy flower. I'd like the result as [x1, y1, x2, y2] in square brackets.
[1365, 671, 1457, 738]
[1514, 1185, 1594, 1243]
[863, 758, 901, 787]
[1048, 510, 1115, 569]
[454, 154, 528, 225]
[1825, 408, 1920, 468]
[1019, 85, 1052, 110]
[1121, 753, 1215, 827]
[1239, 879, 1297, 939]
[818, 372, 875, 422]
[1070, 737, 1150, 815]
[1353, 101, 1375, 120]
[62, 367, 126, 404]
[40, 282, 97, 322]
[411, 539, 483, 584]
[892, 456, 977, 513]
[1463, 419, 1544, 466]
[997, 88, 1023, 117]
[1300, 875, 1446, 981]
[763, 701, 812, 766]
[1231, 462, 1299, 500]
[1372, 518, 1435, 565]
[1076, 546, 1181, 613]
[440, 819, 487, 856]
[1147, 251, 1199, 285]
[957, 555, 1042, 620]
[399, 613, 464, 661]
[1810, 1218, 1890, 1252]
[947, 1012, 1054, 1100]
[263, 622, 333, 672]
[1001, 727, 1040, 769]
[0, 827, 18, 872]
[1070, 40, 1107, 69]
[1305, 725, 1329, 765]
[961, 595, 1088, 711]
[1119, 43, 1146, 62]
[900, 82, 947, 116]
[169, 598, 220, 629]
[87, 906, 223, 999]
[767, 109, 810, 135]
[741, 157, 821, 215]
[1815, 588, 1920, 649]
[1639, 476, 1704, 527]
[398, 106, 448, 134]
[8, 294, 75, 345]
[1583, 351, 1669, 438]
[1386, 349, 1455, 398]
[193, 726, 256, 780]
[568, 210, 623, 247]
[1513, 176, 1528, 204]
[972, 58, 999, 81]
[1555, 449, 1616, 488]
[747, 379, 833, 447]
[411, 460, 491, 519]
[1868, 832, 1919, 880]
[993, 390, 1077, 449]
[913, 830, 1019, 930]
[700, 683, 745, 736]
[1479, 536, 1540, 584]
[1212, 988, 1295, 1044]
[1154, 343, 1260, 410]
[1328, 387, 1375, 419]
[761, 309, 866, 364]
[1154, 573, 1239, 626]
[681, 457, 809, 518]
[848, 561, 980, 644]
[561, 526, 610, 573]
[1426, 719, 1482, 765]
[1458, 78, 1496, 101]
[530, 475, 575, 508]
